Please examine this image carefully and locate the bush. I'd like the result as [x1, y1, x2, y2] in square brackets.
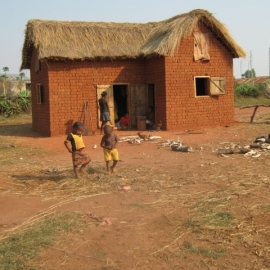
[0, 90, 31, 116]
[234, 84, 259, 98]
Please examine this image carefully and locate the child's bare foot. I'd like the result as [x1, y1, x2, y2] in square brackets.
[79, 168, 87, 174]
[110, 166, 116, 173]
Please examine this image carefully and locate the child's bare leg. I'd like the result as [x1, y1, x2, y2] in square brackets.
[100, 122, 105, 134]
[106, 161, 111, 173]
[79, 164, 87, 174]
[79, 160, 91, 173]
[110, 160, 118, 173]
[73, 166, 80, 179]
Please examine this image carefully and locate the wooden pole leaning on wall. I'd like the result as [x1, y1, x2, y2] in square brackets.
[239, 104, 270, 123]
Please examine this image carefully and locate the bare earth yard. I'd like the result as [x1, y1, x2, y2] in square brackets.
[0, 107, 270, 270]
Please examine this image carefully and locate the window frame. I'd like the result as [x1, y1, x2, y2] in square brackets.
[36, 84, 43, 104]
[194, 76, 226, 97]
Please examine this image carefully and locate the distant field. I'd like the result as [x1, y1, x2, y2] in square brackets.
[234, 95, 270, 108]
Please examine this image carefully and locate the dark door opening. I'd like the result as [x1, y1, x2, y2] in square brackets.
[113, 85, 128, 123]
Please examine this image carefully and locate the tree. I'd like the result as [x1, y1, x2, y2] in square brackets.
[242, 68, 256, 78]
[19, 72, 25, 80]
[1, 67, 9, 97]
[17, 72, 26, 90]
[3, 67, 9, 73]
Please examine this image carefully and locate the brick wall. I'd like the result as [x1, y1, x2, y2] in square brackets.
[163, 24, 235, 131]
[30, 49, 51, 136]
[145, 57, 166, 127]
[46, 59, 145, 136]
[30, 23, 236, 136]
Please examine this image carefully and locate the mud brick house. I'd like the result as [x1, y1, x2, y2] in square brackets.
[21, 9, 246, 136]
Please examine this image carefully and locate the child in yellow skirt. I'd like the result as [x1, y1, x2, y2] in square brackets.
[64, 121, 91, 179]
[100, 125, 119, 174]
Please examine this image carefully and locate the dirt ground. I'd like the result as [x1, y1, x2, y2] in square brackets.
[0, 107, 270, 270]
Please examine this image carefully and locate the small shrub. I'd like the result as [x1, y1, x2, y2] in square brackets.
[0, 90, 31, 116]
[234, 84, 259, 98]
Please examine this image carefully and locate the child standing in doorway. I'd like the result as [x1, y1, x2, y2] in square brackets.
[100, 125, 119, 174]
[98, 91, 111, 134]
[64, 121, 91, 179]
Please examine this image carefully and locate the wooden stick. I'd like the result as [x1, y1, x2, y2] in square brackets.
[239, 104, 270, 123]
[240, 104, 270, 109]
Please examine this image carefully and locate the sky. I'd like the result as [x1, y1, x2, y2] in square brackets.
[1, 0, 270, 79]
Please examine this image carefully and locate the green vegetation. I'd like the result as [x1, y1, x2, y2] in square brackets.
[234, 82, 270, 107]
[183, 241, 225, 259]
[203, 211, 233, 227]
[0, 212, 83, 270]
[0, 89, 31, 116]
[234, 83, 259, 98]
[242, 68, 256, 78]
[0, 66, 31, 116]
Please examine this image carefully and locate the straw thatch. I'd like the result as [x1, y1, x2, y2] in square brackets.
[21, 9, 246, 70]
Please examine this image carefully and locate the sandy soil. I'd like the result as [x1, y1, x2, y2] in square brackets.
[0, 106, 270, 269]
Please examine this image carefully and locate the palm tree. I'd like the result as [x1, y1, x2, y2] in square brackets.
[19, 72, 25, 80]
[2, 67, 9, 97]
[3, 67, 9, 73]
[17, 72, 26, 91]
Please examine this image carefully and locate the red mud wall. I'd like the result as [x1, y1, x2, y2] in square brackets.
[30, 22, 235, 136]
[145, 58, 166, 128]
[164, 23, 235, 131]
[30, 49, 51, 136]
[42, 59, 145, 136]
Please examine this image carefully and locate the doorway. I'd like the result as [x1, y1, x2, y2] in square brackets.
[113, 84, 128, 123]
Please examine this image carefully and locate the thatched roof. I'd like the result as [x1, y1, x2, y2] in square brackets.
[21, 9, 246, 70]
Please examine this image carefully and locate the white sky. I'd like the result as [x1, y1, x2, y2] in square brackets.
[1, 0, 270, 78]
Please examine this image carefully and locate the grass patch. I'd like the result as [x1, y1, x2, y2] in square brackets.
[183, 241, 225, 259]
[0, 212, 83, 270]
[0, 113, 32, 124]
[182, 211, 234, 230]
[203, 211, 234, 227]
[182, 220, 198, 229]
[234, 96, 270, 108]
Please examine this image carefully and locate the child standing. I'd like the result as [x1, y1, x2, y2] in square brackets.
[100, 125, 119, 174]
[98, 91, 111, 134]
[64, 121, 91, 179]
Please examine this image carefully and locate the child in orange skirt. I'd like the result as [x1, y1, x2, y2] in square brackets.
[64, 121, 91, 179]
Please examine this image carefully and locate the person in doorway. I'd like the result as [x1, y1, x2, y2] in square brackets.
[116, 111, 131, 130]
[146, 106, 154, 131]
[114, 99, 119, 122]
[64, 121, 91, 179]
[100, 125, 119, 174]
[98, 91, 111, 134]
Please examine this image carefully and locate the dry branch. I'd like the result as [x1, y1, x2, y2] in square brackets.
[239, 105, 270, 123]
[216, 148, 250, 155]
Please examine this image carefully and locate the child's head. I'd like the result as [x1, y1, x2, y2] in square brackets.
[124, 112, 129, 117]
[101, 91, 107, 97]
[72, 121, 84, 135]
[104, 125, 112, 136]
